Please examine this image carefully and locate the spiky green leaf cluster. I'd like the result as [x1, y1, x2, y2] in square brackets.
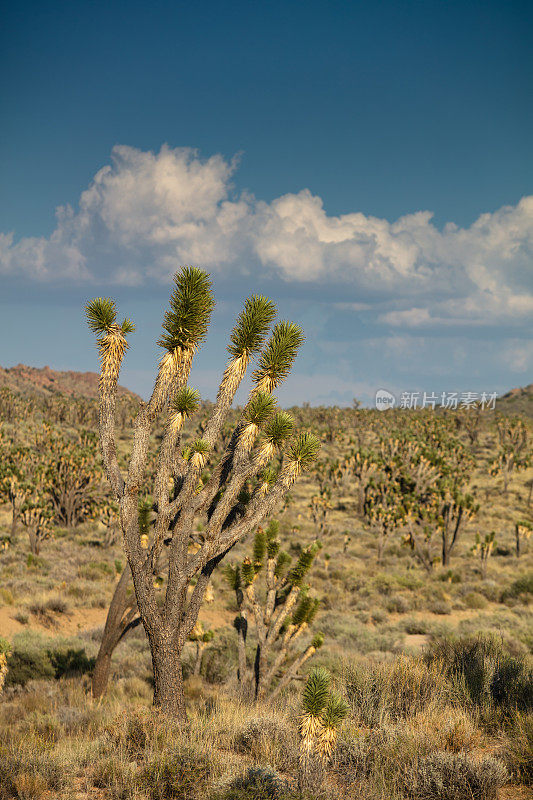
[252, 529, 267, 570]
[258, 467, 277, 489]
[302, 667, 331, 718]
[245, 392, 276, 426]
[252, 321, 304, 388]
[85, 298, 135, 338]
[311, 632, 325, 650]
[241, 558, 255, 586]
[171, 386, 201, 417]
[321, 693, 349, 731]
[288, 542, 320, 587]
[85, 298, 117, 334]
[266, 535, 280, 560]
[292, 592, 319, 627]
[288, 432, 321, 470]
[228, 295, 277, 359]
[224, 564, 241, 592]
[158, 267, 214, 353]
[264, 412, 294, 447]
[274, 550, 291, 578]
[191, 439, 210, 456]
[121, 319, 136, 334]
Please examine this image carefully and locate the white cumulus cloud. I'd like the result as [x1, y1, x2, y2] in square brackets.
[1, 144, 532, 328]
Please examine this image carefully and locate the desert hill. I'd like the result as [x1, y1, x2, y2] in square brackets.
[496, 382, 533, 417]
[0, 363, 139, 400]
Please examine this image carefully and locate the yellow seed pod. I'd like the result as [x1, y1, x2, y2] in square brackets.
[140, 534, 149, 549]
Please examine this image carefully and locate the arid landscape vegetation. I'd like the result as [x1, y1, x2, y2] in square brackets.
[0, 271, 532, 800]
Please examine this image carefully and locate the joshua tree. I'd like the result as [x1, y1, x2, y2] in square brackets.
[514, 520, 532, 558]
[308, 488, 333, 537]
[471, 530, 496, 579]
[490, 417, 530, 496]
[39, 428, 102, 529]
[225, 521, 323, 700]
[189, 622, 214, 676]
[363, 475, 404, 563]
[85, 267, 320, 719]
[298, 667, 348, 791]
[347, 448, 379, 515]
[20, 495, 54, 555]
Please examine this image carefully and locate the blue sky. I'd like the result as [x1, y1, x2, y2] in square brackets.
[1, 0, 532, 405]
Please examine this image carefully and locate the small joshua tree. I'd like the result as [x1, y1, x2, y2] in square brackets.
[225, 521, 323, 700]
[471, 530, 496, 579]
[299, 667, 348, 791]
[86, 267, 320, 719]
[514, 520, 532, 558]
[189, 622, 214, 676]
[490, 417, 530, 496]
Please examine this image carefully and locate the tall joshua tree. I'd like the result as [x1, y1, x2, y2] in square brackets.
[85, 267, 320, 719]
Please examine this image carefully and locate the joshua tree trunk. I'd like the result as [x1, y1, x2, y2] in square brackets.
[151, 634, 187, 720]
[92, 564, 141, 699]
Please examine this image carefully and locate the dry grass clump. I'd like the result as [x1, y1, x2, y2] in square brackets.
[404, 751, 507, 800]
[344, 654, 459, 727]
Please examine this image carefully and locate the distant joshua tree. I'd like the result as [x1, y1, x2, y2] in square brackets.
[225, 520, 323, 701]
[85, 267, 320, 719]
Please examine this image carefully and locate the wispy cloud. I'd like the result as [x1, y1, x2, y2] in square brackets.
[1, 144, 532, 333]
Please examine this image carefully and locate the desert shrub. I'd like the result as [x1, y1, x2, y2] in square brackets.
[222, 766, 292, 800]
[403, 619, 428, 635]
[29, 594, 69, 622]
[404, 751, 507, 800]
[501, 573, 533, 602]
[425, 634, 533, 714]
[140, 748, 211, 800]
[344, 655, 455, 726]
[5, 632, 94, 686]
[48, 646, 95, 679]
[0, 588, 14, 605]
[5, 632, 55, 686]
[0, 747, 66, 798]
[500, 712, 533, 785]
[385, 594, 411, 614]
[78, 560, 114, 580]
[235, 717, 298, 772]
[463, 592, 488, 610]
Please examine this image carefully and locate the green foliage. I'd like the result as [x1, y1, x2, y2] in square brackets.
[252, 322, 304, 389]
[321, 693, 349, 731]
[5, 632, 95, 687]
[252, 529, 267, 570]
[288, 542, 321, 587]
[274, 551, 291, 578]
[245, 392, 276, 427]
[228, 295, 277, 359]
[263, 411, 295, 448]
[85, 297, 117, 334]
[425, 634, 533, 714]
[171, 386, 201, 416]
[302, 667, 331, 718]
[287, 432, 321, 470]
[158, 266, 215, 353]
[502, 573, 533, 601]
[241, 558, 255, 586]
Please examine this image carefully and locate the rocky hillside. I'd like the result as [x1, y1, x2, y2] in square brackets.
[496, 382, 533, 417]
[0, 364, 139, 400]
